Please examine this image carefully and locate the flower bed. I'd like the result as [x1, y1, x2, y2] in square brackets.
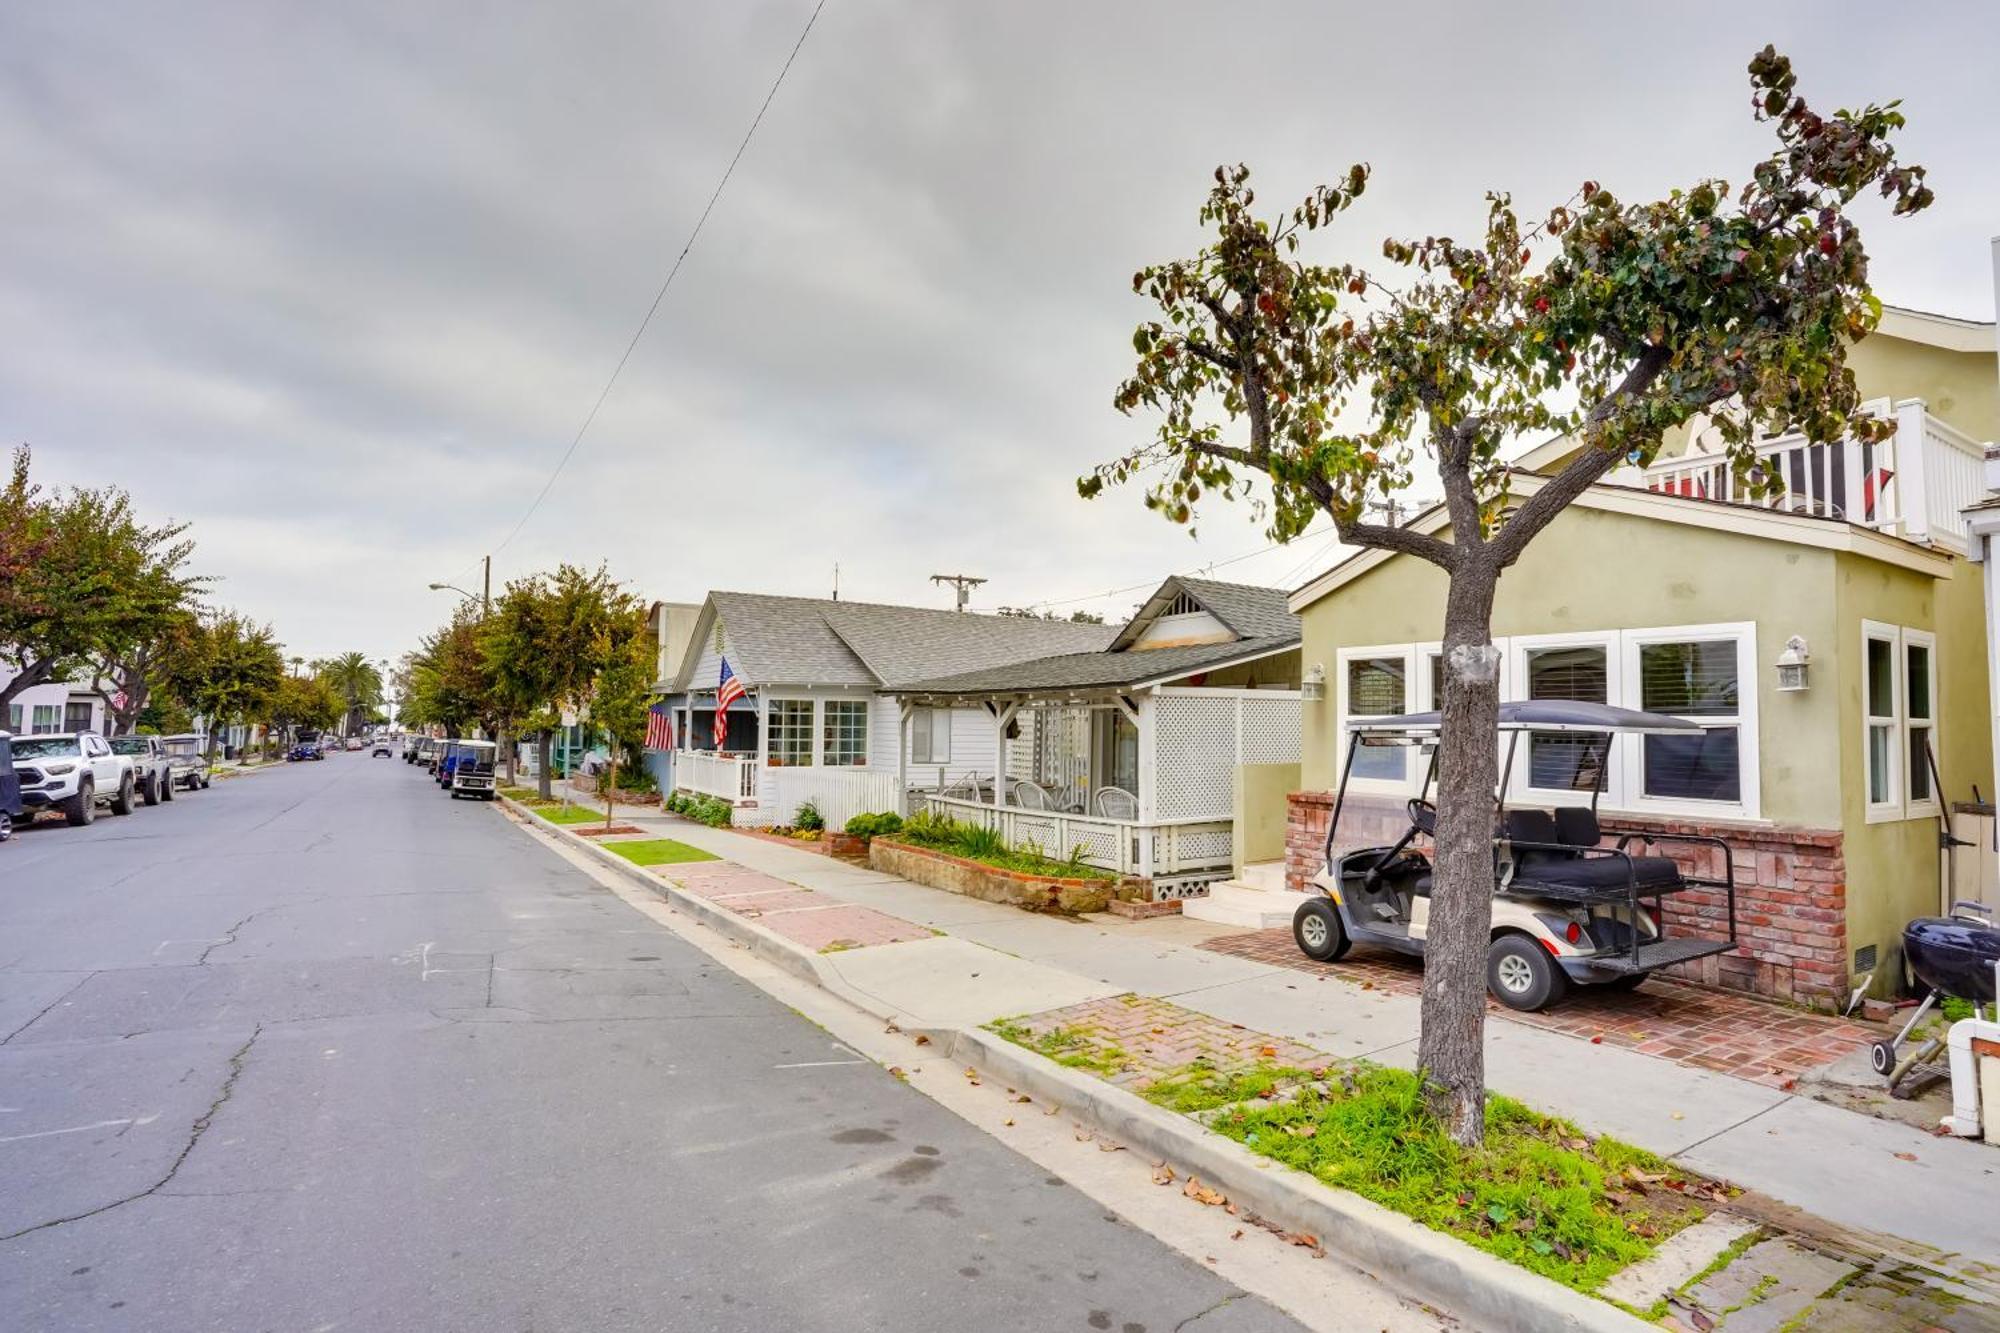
[869, 838, 1115, 915]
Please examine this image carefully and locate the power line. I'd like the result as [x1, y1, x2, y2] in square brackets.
[477, 0, 831, 568]
[1021, 523, 1335, 612]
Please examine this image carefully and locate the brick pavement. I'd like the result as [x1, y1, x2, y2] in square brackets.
[995, 994, 1329, 1092]
[654, 857, 934, 951]
[1199, 929, 1880, 1089]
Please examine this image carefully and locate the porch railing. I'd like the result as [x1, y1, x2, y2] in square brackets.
[678, 750, 758, 804]
[912, 793, 1233, 882]
[768, 768, 904, 828]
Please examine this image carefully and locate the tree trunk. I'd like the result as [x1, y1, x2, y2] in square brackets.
[500, 725, 516, 785]
[535, 728, 552, 801]
[1416, 561, 1503, 1147]
[0, 655, 54, 712]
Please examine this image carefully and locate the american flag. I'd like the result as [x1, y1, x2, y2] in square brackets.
[713, 657, 745, 747]
[645, 702, 675, 751]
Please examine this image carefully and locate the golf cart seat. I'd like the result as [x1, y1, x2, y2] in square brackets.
[1503, 809, 1684, 896]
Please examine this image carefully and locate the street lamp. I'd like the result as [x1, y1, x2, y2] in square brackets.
[425, 555, 492, 614]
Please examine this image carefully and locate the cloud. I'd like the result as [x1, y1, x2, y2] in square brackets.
[1, 0, 1992, 664]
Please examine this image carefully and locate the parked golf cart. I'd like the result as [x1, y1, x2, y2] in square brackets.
[161, 734, 211, 791]
[1294, 700, 1741, 1011]
[0, 730, 23, 841]
[443, 739, 498, 800]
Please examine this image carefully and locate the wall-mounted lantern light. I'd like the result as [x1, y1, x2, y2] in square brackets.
[1775, 636, 1810, 692]
[1302, 662, 1327, 703]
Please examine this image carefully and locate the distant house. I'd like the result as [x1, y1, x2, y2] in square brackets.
[889, 576, 1303, 896]
[1285, 303, 2000, 1009]
[0, 667, 105, 736]
[651, 592, 1113, 828]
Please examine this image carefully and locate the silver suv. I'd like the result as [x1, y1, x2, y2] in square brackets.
[14, 732, 137, 826]
[109, 734, 176, 806]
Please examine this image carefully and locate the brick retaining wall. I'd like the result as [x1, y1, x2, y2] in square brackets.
[1283, 791, 1849, 1010]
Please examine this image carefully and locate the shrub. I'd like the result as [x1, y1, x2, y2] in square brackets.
[844, 811, 903, 839]
[953, 822, 1009, 859]
[794, 799, 825, 832]
[898, 810, 957, 847]
[614, 764, 659, 795]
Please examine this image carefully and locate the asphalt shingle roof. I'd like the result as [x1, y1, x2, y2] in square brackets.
[1106, 575, 1300, 650]
[703, 592, 1114, 689]
[894, 636, 1298, 697]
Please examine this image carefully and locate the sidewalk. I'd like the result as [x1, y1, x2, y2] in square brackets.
[530, 784, 2000, 1301]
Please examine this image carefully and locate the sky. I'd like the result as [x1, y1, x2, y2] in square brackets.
[2, 1, 1995, 668]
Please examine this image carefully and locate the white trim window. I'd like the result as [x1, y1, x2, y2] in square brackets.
[911, 706, 951, 765]
[1624, 626, 1756, 812]
[766, 699, 814, 767]
[1863, 621, 1939, 821]
[6, 703, 19, 733]
[1514, 634, 1614, 799]
[31, 704, 57, 734]
[1337, 647, 1414, 787]
[822, 700, 868, 767]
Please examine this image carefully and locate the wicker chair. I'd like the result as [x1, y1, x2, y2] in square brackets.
[1012, 780, 1054, 810]
[1093, 786, 1138, 820]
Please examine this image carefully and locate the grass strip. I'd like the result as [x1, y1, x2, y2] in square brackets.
[537, 805, 608, 826]
[603, 838, 719, 867]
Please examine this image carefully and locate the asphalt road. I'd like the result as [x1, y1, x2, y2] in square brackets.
[0, 756, 1304, 1332]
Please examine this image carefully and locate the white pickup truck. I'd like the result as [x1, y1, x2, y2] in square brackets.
[13, 731, 137, 826]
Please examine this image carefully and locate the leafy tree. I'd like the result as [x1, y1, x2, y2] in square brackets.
[156, 611, 285, 767]
[406, 609, 498, 742]
[581, 601, 655, 822]
[483, 564, 643, 800]
[1085, 49, 1929, 1144]
[997, 607, 1107, 624]
[265, 672, 342, 744]
[0, 446, 203, 714]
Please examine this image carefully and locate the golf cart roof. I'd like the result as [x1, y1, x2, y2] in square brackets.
[1350, 700, 1704, 736]
[453, 739, 498, 751]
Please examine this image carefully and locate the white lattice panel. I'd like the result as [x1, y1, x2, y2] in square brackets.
[1152, 694, 1237, 819]
[1241, 694, 1302, 765]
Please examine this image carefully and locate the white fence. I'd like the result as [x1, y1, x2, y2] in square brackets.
[678, 750, 757, 803]
[767, 768, 904, 829]
[913, 793, 1233, 885]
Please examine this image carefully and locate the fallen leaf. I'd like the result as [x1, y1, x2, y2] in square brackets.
[1590, 1035, 1603, 1045]
[1183, 1177, 1227, 1206]
[1003, 1118, 1015, 1127]
[1360, 981, 1375, 991]
[884, 1021, 902, 1034]
[1284, 1231, 1322, 1249]
[1231, 1229, 1244, 1240]
[1670, 1111, 1685, 1121]
[1151, 1027, 1166, 1035]
[1042, 1103, 1061, 1116]
[1098, 1141, 1126, 1154]
[1152, 1165, 1176, 1186]
[1259, 1045, 1278, 1058]
[1074, 1127, 1095, 1143]
[1894, 1151, 1917, 1162]
[1015, 1094, 1033, 1104]
[887, 1066, 907, 1080]
[913, 1034, 930, 1046]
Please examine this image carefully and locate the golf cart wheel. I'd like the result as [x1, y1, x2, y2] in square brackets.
[110, 775, 135, 816]
[0, 810, 11, 841]
[142, 774, 161, 807]
[1869, 1038, 1897, 1078]
[200, 773, 212, 789]
[1293, 898, 1351, 963]
[67, 781, 95, 826]
[1487, 935, 1567, 1012]
[161, 775, 174, 802]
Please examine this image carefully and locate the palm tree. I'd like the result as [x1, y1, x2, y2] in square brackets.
[316, 651, 383, 738]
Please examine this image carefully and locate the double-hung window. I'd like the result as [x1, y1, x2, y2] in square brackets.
[1631, 634, 1745, 804]
[65, 701, 93, 732]
[1864, 621, 1938, 821]
[1521, 640, 1611, 795]
[766, 700, 814, 767]
[912, 707, 950, 765]
[1340, 650, 1410, 784]
[6, 704, 20, 733]
[31, 704, 57, 734]
[822, 701, 868, 767]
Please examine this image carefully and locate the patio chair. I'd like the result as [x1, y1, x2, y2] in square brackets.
[1093, 786, 1138, 820]
[1012, 780, 1054, 810]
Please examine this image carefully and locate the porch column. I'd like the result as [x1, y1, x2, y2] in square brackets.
[992, 701, 1020, 809]
[1895, 398, 1930, 540]
[1136, 693, 1158, 879]
[895, 699, 911, 815]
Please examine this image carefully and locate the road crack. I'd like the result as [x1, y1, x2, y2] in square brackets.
[197, 907, 279, 965]
[1, 972, 97, 1046]
[1174, 1292, 1247, 1331]
[0, 1024, 263, 1242]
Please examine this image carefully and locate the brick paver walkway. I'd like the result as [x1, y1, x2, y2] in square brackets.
[659, 858, 934, 952]
[1200, 929, 1880, 1089]
[997, 994, 1329, 1092]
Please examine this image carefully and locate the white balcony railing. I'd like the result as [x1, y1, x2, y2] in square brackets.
[1626, 398, 1988, 545]
[912, 793, 1234, 883]
[766, 768, 904, 828]
[678, 750, 758, 804]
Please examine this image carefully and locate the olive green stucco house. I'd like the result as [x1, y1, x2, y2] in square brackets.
[1283, 305, 2000, 1009]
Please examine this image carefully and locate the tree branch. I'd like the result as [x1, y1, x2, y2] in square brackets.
[1331, 513, 1457, 570]
[1436, 421, 1487, 553]
[1179, 338, 1240, 373]
[1488, 345, 1672, 566]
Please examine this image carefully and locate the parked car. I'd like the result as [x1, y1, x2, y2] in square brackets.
[161, 734, 212, 791]
[402, 735, 422, 763]
[346, 736, 364, 751]
[417, 737, 442, 772]
[445, 739, 499, 799]
[12, 732, 136, 826]
[287, 739, 325, 762]
[0, 730, 23, 841]
[371, 736, 393, 757]
[109, 734, 175, 806]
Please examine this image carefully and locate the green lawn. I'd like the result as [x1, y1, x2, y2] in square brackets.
[536, 805, 606, 825]
[603, 838, 718, 866]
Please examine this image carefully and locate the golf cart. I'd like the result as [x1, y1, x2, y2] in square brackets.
[0, 730, 23, 841]
[443, 740, 498, 799]
[1295, 700, 1741, 1011]
[161, 733, 211, 791]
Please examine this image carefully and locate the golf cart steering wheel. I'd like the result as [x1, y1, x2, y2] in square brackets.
[1407, 798, 1438, 837]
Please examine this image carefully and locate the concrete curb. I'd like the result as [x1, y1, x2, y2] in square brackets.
[505, 796, 1649, 1333]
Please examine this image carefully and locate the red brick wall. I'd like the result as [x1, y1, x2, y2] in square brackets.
[1283, 792, 1849, 1011]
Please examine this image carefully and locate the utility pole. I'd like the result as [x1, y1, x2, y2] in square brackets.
[482, 554, 491, 615]
[930, 573, 987, 612]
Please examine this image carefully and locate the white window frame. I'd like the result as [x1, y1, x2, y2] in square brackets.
[765, 697, 816, 768]
[1903, 627, 1939, 819]
[1336, 644, 1421, 794]
[1619, 622, 1760, 821]
[1862, 620, 1939, 823]
[31, 704, 57, 734]
[822, 699, 868, 768]
[912, 706, 951, 765]
[6, 703, 19, 733]
[1508, 631, 1620, 809]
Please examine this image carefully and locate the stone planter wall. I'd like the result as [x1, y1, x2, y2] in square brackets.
[1284, 791, 1851, 1011]
[869, 839, 1116, 915]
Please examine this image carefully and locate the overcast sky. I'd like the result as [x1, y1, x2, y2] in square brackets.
[3, 2, 1995, 668]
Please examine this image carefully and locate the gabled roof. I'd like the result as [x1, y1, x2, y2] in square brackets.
[670, 591, 1115, 691]
[892, 636, 1297, 699]
[1107, 575, 1299, 650]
